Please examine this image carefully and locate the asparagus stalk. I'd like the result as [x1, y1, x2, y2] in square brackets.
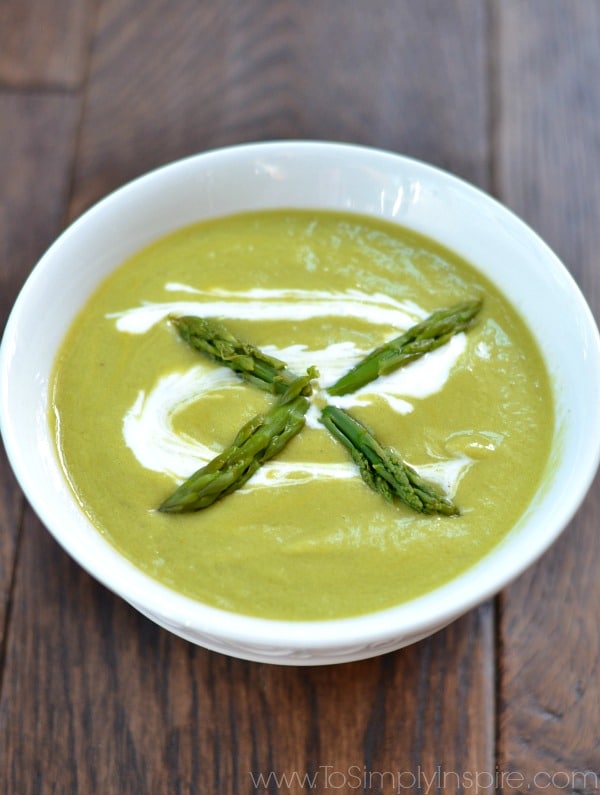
[159, 369, 317, 513]
[320, 405, 458, 516]
[327, 299, 482, 396]
[171, 315, 311, 395]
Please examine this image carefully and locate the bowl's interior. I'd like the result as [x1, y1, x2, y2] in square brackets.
[2, 141, 599, 656]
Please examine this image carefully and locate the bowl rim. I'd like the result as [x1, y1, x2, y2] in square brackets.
[2, 139, 600, 653]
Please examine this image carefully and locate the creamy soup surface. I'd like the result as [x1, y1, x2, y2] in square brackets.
[50, 210, 554, 620]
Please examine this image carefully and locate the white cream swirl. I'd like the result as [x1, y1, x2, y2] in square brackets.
[112, 286, 475, 493]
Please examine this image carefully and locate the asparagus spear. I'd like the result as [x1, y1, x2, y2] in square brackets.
[327, 299, 482, 396]
[171, 315, 311, 395]
[320, 405, 458, 516]
[159, 369, 317, 513]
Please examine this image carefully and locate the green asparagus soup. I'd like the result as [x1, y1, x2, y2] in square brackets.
[50, 210, 554, 620]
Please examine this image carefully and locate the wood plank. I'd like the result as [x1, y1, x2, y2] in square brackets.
[0, 2, 497, 792]
[494, 2, 600, 790]
[69, 0, 489, 219]
[0, 91, 79, 647]
[0, 0, 94, 89]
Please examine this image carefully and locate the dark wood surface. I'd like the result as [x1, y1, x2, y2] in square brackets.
[0, 2, 598, 793]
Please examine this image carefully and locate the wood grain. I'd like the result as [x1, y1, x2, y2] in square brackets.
[494, 2, 600, 791]
[68, 0, 489, 218]
[0, 0, 95, 89]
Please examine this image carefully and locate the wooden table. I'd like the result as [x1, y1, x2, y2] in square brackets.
[1, 2, 598, 793]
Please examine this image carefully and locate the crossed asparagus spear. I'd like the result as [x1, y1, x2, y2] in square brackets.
[159, 300, 482, 516]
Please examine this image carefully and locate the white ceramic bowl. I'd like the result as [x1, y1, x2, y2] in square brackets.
[2, 141, 599, 665]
